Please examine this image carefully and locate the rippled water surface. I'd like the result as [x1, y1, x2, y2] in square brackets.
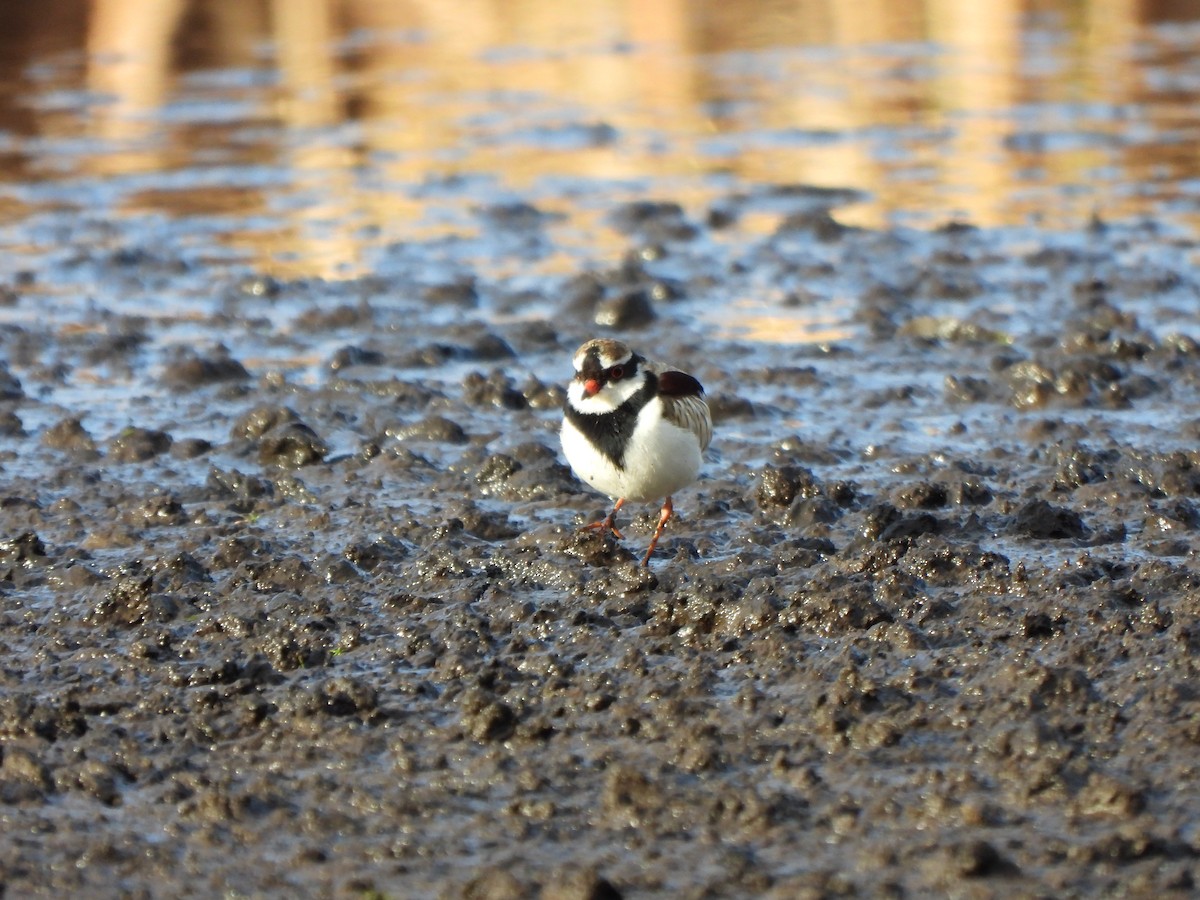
[4, 2, 1200, 264]
[1, 1, 1197, 405]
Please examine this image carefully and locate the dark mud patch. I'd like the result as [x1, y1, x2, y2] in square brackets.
[1, 201, 1200, 898]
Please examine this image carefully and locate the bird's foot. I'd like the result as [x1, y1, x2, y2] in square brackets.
[583, 517, 624, 541]
[583, 498, 626, 540]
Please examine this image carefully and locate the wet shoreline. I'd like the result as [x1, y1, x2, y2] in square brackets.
[0, 195, 1198, 895]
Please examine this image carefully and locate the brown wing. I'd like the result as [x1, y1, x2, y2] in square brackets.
[658, 370, 704, 398]
[657, 369, 713, 452]
[663, 394, 713, 451]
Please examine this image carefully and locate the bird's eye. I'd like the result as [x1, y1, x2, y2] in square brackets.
[608, 365, 624, 380]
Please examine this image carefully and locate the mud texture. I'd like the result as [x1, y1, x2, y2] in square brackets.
[1, 200, 1200, 899]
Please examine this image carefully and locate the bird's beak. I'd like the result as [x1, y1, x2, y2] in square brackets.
[583, 378, 601, 397]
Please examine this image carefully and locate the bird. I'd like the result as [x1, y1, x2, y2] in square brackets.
[560, 338, 713, 566]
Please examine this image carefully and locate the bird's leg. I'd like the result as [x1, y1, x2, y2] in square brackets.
[584, 497, 625, 540]
[641, 496, 674, 566]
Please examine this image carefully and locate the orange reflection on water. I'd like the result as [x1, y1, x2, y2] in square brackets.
[721, 306, 858, 346]
[0, 0, 1195, 278]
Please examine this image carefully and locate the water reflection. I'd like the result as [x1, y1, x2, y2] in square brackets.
[0, 0, 1196, 278]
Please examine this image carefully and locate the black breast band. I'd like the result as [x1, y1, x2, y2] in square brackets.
[564, 375, 658, 469]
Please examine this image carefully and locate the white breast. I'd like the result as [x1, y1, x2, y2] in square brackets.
[561, 397, 703, 503]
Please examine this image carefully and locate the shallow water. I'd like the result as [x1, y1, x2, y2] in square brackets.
[2, 2, 1200, 897]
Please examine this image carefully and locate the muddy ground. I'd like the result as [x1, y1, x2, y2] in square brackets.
[1, 197, 1199, 898]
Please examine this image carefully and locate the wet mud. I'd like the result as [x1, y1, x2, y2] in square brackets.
[2, 199, 1200, 898]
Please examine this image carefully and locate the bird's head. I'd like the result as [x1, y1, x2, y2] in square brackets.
[568, 339, 646, 411]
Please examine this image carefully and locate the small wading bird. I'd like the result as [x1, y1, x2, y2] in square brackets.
[560, 338, 713, 566]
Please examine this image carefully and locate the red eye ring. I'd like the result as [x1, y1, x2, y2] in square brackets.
[608, 365, 624, 380]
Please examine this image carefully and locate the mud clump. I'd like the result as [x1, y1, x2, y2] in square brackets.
[0, 364, 23, 400]
[161, 348, 250, 387]
[607, 199, 698, 242]
[42, 416, 98, 457]
[256, 421, 328, 468]
[595, 287, 658, 329]
[1013, 499, 1087, 540]
[108, 427, 173, 462]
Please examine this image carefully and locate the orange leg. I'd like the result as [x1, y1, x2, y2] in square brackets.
[641, 496, 674, 566]
[584, 497, 625, 540]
